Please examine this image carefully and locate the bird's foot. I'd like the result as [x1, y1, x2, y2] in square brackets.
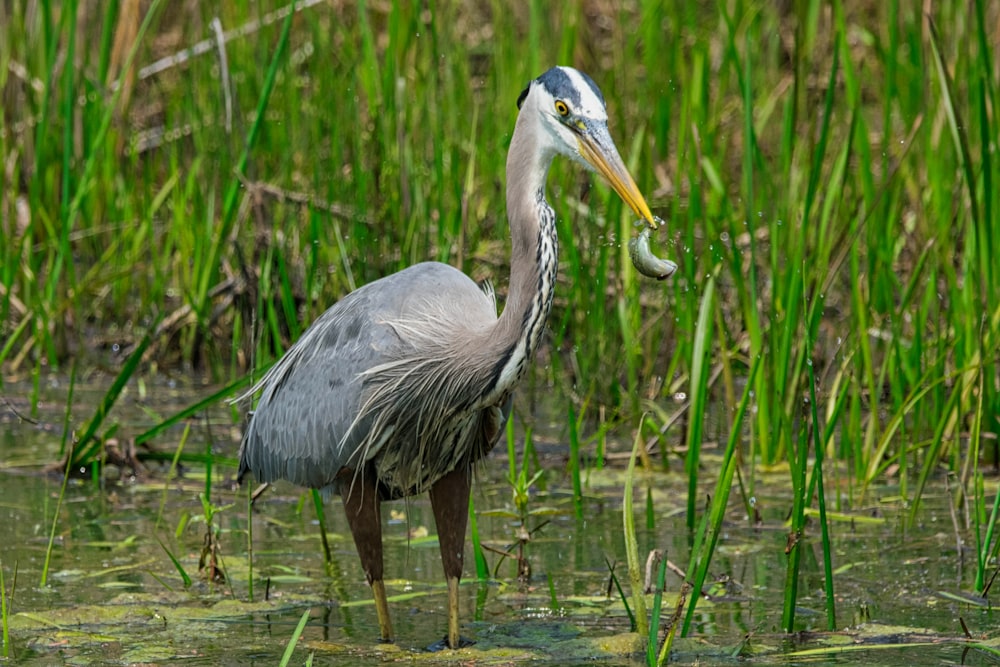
[426, 635, 475, 652]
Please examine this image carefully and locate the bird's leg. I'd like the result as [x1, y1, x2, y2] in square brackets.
[428, 466, 471, 650]
[340, 473, 393, 643]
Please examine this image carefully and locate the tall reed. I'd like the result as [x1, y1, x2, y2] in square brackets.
[0, 557, 12, 658]
[5, 2, 996, 473]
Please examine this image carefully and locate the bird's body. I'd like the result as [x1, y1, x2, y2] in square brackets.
[239, 261, 516, 498]
[238, 66, 658, 649]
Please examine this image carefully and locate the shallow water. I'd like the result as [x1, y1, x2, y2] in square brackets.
[1, 376, 998, 665]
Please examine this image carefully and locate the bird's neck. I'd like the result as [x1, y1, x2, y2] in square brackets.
[478, 112, 559, 406]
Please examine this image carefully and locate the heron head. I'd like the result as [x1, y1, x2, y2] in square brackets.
[517, 66, 657, 228]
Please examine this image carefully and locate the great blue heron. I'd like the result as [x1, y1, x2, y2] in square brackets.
[237, 66, 658, 649]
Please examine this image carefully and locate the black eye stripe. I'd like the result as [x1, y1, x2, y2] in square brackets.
[517, 67, 607, 115]
[536, 66, 605, 109]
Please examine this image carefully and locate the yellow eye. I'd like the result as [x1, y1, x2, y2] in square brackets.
[554, 100, 569, 116]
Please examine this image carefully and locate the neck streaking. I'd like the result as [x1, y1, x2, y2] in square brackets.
[478, 103, 561, 408]
[490, 190, 558, 399]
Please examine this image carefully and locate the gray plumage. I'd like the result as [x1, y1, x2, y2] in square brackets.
[236, 65, 658, 650]
[237, 262, 513, 497]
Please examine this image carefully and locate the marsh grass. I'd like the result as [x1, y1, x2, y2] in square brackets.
[467, 494, 489, 581]
[680, 353, 759, 637]
[158, 538, 193, 590]
[279, 608, 313, 667]
[623, 422, 647, 638]
[804, 302, 836, 630]
[0, 557, 13, 658]
[246, 484, 255, 602]
[3, 0, 1000, 640]
[645, 551, 667, 665]
[684, 274, 715, 531]
[41, 360, 77, 588]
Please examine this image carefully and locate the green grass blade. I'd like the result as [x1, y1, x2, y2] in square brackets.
[136, 371, 259, 446]
[42, 431, 75, 587]
[158, 538, 192, 589]
[927, 18, 980, 233]
[468, 494, 489, 581]
[58, 0, 163, 256]
[246, 483, 255, 603]
[970, 369, 988, 593]
[72, 326, 157, 467]
[0, 558, 5, 657]
[154, 422, 190, 530]
[568, 404, 584, 520]
[0, 315, 31, 370]
[310, 490, 333, 565]
[805, 311, 836, 630]
[682, 353, 760, 636]
[624, 418, 648, 638]
[781, 426, 808, 632]
[0, 557, 12, 657]
[195, 1, 297, 323]
[279, 608, 312, 667]
[647, 552, 666, 666]
[685, 274, 716, 531]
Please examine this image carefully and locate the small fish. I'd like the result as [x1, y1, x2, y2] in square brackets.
[628, 227, 677, 280]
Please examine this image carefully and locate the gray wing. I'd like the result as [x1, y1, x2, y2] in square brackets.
[236, 261, 497, 492]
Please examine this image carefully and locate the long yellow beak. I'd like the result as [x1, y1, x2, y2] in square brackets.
[578, 124, 657, 229]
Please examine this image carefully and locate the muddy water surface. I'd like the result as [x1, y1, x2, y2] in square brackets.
[0, 376, 996, 665]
